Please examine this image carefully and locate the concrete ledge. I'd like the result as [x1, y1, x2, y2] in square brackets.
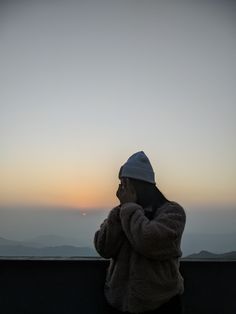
[0, 259, 235, 314]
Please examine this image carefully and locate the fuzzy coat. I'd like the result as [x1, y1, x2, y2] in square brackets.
[94, 201, 186, 313]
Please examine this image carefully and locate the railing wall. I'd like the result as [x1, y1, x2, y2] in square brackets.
[0, 259, 235, 314]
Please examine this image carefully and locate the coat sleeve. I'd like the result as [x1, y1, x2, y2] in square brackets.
[94, 206, 125, 259]
[119, 202, 186, 260]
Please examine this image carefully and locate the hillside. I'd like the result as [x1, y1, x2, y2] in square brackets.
[0, 236, 98, 257]
[184, 250, 236, 260]
[0, 244, 98, 257]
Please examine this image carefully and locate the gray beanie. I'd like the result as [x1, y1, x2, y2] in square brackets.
[119, 151, 155, 184]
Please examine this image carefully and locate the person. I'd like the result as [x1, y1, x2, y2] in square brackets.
[94, 151, 186, 314]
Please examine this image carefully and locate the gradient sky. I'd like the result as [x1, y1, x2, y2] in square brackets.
[1, 0, 236, 210]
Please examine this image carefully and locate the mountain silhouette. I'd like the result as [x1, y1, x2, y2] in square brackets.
[184, 250, 236, 260]
[0, 236, 98, 257]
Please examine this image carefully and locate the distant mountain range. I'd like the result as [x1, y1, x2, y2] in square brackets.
[183, 250, 236, 260]
[181, 233, 236, 256]
[1, 235, 236, 259]
[27, 234, 84, 247]
[0, 236, 98, 257]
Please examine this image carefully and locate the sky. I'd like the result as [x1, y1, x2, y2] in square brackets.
[1, 0, 236, 212]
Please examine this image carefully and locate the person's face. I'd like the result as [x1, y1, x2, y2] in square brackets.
[117, 177, 137, 204]
[120, 178, 135, 191]
[120, 178, 128, 190]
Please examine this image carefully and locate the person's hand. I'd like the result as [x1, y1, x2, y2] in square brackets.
[116, 178, 137, 205]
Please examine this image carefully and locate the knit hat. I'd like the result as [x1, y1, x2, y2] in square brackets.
[119, 151, 155, 184]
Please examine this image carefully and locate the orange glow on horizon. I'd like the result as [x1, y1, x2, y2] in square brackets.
[0, 171, 118, 210]
[1, 159, 236, 210]
[1, 177, 236, 210]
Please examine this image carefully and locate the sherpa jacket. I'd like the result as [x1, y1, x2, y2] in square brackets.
[94, 201, 186, 313]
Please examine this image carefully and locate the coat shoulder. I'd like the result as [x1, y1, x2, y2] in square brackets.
[155, 201, 186, 219]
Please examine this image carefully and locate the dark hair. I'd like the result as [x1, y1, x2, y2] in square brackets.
[129, 178, 169, 219]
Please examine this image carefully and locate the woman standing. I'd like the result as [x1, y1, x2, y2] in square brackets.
[94, 151, 186, 314]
